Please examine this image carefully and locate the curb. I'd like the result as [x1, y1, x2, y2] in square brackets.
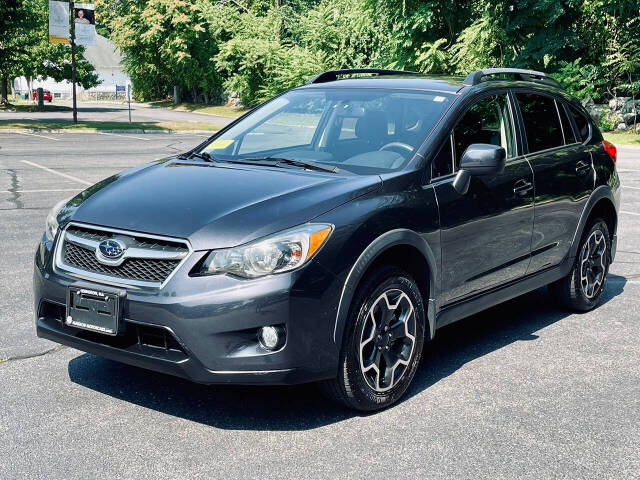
[0, 128, 216, 135]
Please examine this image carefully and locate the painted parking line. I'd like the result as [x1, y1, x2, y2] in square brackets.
[11, 132, 60, 141]
[98, 132, 150, 141]
[0, 188, 82, 194]
[20, 160, 92, 186]
[620, 210, 640, 216]
[622, 185, 640, 190]
[617, 169, 640, 173]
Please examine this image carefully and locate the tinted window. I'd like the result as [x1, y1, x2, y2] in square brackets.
[558, 103, 577, 144]
[517, 93, 563, 153]
[453, 94, 516, 168]
[432, 135, 454, 178]
[569, 106, 590, 141]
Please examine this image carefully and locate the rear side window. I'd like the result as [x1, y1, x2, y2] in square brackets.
[558, 103, 577, 144]
[517, 93, 563, 153]
[569, 106, 590, 141]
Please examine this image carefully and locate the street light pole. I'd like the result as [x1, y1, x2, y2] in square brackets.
[70, 1, 77, 124]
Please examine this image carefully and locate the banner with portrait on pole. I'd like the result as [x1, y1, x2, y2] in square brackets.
[73, 3, 96, 46]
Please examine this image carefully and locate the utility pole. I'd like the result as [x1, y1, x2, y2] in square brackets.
[70, 1, 78, 124]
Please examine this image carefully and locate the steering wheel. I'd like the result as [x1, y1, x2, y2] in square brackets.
[379, 142, 414, 155]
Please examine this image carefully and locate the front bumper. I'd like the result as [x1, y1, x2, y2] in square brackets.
[34, 234, 343, 385]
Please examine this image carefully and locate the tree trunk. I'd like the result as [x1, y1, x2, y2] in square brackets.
[630, 73, 637, 134]
[0, 76, 8, 104]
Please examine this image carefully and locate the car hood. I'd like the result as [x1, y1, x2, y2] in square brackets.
[65, 159, 381, 250]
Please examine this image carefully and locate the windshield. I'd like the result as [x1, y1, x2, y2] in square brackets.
[200, 88, 453, 174]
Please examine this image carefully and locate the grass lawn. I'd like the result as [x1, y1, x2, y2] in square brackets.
[144, 100, 249, 118]
[0, 103, 73, 113]
[603, 131, 640, 146]
[0, 119, 222, 131]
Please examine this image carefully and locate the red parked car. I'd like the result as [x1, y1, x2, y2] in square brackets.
[32, 89, 53, 102]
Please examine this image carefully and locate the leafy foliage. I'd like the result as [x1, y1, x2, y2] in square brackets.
[94, 0, 639, 106]
[554, 59, 606, 101]
[100, 0, 225, 102]
[1, 0, 99, 102]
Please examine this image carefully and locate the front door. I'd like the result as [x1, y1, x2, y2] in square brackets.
[432, 93, 535, 306]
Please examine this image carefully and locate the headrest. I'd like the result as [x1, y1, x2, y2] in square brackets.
[355, 110, 387, 145]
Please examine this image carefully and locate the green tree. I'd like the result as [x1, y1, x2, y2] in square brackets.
[213, 3, 326, 106]
[369, 0, 472, 73]
[0, 0, 99, 104]
[103, 0, 225, 102]
[0, 0, 37, 102]
[97, 0, 640, 109]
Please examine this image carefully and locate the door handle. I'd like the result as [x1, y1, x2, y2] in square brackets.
[575, 160, 591, 176]
[513, 179, 533, 197]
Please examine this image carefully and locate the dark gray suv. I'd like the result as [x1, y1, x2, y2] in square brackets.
[34, 68, 620, 411]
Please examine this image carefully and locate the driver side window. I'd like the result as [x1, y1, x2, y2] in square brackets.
[432, 94, 516, 179]
[453, 94, 516, 169]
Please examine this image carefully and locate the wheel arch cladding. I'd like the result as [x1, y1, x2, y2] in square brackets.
[333, 229, 437, 349]
[586, 198, 617, 240]
[569, 185, 618, 260]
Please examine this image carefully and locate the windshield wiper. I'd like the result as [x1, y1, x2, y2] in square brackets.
[229, 156, 339, 173]
[178, 151, 216, 162]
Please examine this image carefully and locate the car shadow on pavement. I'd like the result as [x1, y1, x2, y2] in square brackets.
[68, 277, 626, 431]
[406, 275, 626, 400]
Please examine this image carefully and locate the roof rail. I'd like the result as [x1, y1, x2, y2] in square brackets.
[307, 68, 421, 84]
[463, 68, 563, 89]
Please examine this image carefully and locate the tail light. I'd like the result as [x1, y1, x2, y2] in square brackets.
[602, 140, 617, 163]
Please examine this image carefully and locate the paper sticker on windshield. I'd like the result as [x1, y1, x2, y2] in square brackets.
[205, 139, 234, 150]
[433, 96, 446, 102]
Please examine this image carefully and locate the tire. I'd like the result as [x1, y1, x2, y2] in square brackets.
[320, 265, 426, 411]
[549, 218, 611, 311]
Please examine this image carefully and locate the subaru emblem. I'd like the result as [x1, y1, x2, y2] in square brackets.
[98, 239, 126, 259]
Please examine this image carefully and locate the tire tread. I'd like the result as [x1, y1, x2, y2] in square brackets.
[549, 218, 610, 312]
[319, 265, 425, 411]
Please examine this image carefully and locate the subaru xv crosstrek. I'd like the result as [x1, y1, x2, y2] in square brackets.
[34, 68, 620, 411]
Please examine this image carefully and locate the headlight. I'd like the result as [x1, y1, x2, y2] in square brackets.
[45, 199, 68, 241]
[200, 223, 333, 278]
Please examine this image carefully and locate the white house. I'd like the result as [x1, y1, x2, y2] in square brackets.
[12, 33, 130, 100]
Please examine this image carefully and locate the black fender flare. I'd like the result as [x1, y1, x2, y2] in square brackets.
[332, 229, 438, 350]
[568, 185, 618, 259]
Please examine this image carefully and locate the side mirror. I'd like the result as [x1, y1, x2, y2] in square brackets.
[452, 144, 506, 195]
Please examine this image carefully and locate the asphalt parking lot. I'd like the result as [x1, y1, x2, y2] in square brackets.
[1, 132, 639, 479]
[1, 100, 235, 126]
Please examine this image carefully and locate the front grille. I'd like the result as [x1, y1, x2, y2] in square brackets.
[63, 242, 180, 283]
[56, 224, 190, 286]
[66, 226, 185, 253]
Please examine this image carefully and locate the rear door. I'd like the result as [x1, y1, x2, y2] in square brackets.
[514, 92, 594, 274]
[433, 92, 535, 306]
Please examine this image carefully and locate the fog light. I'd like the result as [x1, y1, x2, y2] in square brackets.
[258, 325, 285, 351]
